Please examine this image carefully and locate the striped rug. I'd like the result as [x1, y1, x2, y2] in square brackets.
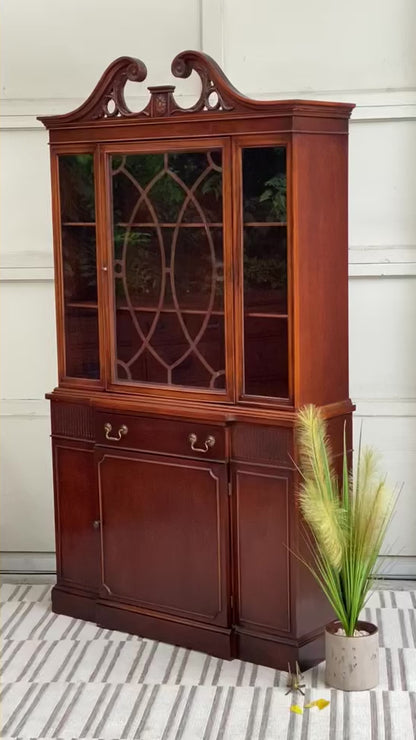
[1, 584, 415, 739]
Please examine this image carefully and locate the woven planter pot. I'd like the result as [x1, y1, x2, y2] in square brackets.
[325, 620, 379, 691]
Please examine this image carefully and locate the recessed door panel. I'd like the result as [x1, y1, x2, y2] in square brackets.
[233, 465, 291, 633]
[53, 442, 100, 591]
[98, 451, 229, 626]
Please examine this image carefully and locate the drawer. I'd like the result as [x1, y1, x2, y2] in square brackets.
[95, 412, 227, 461]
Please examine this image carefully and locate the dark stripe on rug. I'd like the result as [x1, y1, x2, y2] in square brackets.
[174, 685, 197, 740]
[40, 683, 73, 737]
[134, 684, 160, 739]
[216, 685, 235, 740]
[299, 688, 311, 740]
[383, 690, 391, 740]
[53, 682, 84, 736]
[121, 684, 147, 738]
[161, 685, 186, 740]
[244, 686, 260, 740]
[258, 686, 272, 740]
[202, 686, 223, 740]
[12, 683, 49, 736]
[79, 684, 111, 737]
[1, 683, 38, 735]
[125, 640, 147, 683]
[93, 683, 123, 738]
[370, 691, 378, 740]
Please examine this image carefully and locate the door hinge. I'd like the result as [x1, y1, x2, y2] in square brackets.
[230, 594, 234, 609]
[228, 481, 232, 497]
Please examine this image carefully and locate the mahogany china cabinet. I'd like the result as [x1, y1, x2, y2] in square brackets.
[39, 51, 354, 669]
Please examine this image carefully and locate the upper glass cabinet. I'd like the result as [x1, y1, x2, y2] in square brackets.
[55, 141, 289, 403]
[109, 147, 227, 392]
[241, 146, 289, 400]
[58, 154, 100, 380]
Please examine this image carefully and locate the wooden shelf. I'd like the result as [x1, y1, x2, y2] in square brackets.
[116, 305, 225, 316]
[63, 220, 284, 229]
[66, 302, 98, 309]
[245, 312, 288, 319]
[62, 221, 287, 229]
[63, 221, 284, 228]
[115, 222, 223, 228]
[67, 302, 287, 319]
[62, 222, 96, 227]
[244, 221, 286, 227]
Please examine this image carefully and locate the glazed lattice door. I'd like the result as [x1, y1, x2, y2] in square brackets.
[107, 140, 232, 397]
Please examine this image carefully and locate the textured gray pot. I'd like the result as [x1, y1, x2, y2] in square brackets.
[325, 620, 379, 691]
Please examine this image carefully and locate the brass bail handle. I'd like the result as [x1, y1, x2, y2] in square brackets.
[104, 422, 128, 441]
[188, 433, 215, 453]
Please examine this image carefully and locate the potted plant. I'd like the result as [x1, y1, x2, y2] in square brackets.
[295, 405, 397, 691]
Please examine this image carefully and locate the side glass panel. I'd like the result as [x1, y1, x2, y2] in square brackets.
[110, 150, 226, 391]
[58, 154, 100, 379]
[242, 147, 288, 398]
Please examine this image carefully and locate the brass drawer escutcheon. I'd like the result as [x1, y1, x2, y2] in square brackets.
[188, 433, 216, 453]
[104, 422, 128, 441]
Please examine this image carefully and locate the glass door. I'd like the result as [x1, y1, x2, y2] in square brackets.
[106, 139, 233, 399]
[235, 139, 291, 402]
[56, 151, 101, 382]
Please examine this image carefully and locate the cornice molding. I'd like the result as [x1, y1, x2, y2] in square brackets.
[36, 50, 354, 130]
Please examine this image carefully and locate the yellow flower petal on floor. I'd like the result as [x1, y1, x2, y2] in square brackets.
[315, 699, 330, 710]
[290, 705, 303, 714]
[305, 699, 330, 710]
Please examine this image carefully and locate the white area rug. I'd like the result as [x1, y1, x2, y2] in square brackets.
[1, 585, 415, 739]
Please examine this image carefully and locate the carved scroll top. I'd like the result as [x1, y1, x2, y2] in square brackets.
[38, 50, 355, 127]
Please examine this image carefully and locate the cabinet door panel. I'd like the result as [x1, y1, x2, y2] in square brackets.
[98, 451, 229, 626]
[233, 465, 291, 633]
[53, 442, 100, 591]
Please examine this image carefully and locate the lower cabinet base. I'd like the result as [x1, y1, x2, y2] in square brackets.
[52, 585, 324, 670]
[235, 628, 325, 671]
[96, 602, 233, 660]
[52, 585, 97, 623]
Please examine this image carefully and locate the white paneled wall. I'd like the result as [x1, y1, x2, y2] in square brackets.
[223, 0, 416, 93]
[1, 0, 415, 575]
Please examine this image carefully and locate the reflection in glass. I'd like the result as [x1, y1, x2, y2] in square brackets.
[65, 309, 100, 379]
[243, 227, 287, 314]
[244, 317, 288, 398]
[242, 147, 288, 398]
[58, 154, 100, 379]
[111, 150, 225, 390]
[59, 155, 96, 223]
[242, 147, 286, 223]
[62, 227, 97, 303]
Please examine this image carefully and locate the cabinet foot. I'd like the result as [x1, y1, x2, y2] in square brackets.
[235, 629, 325, 671]
[52, 585, 97, 623]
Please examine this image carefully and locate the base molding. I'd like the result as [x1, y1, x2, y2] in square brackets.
[52, 585, 97, 622]
[51, 585, 326, 670]
[96, 601, 234, 660]
[0, 551, 56, 574]
[235, 627, 325, 671]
